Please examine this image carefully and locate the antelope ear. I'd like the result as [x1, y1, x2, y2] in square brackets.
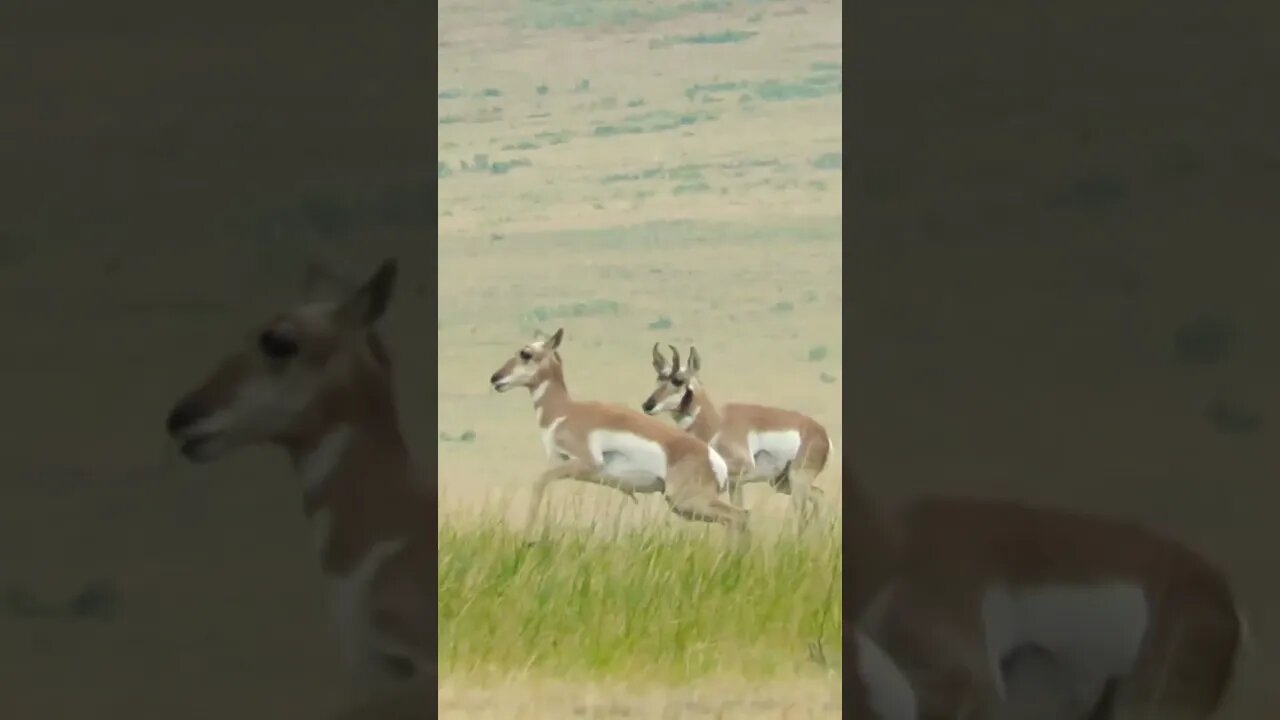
[334, 258, 398, 327]
[687, 346, 701, 375]
[546, 327, 564, 350]
[652, 343, 669, 375]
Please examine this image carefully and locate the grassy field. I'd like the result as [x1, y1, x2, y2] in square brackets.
[439, 512, 842, 681]
[438, 0, 843, 715]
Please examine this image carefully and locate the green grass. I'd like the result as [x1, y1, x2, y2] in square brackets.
[518, 299, 622, 329]
[594, 110, 712, 137]
[510, 0, 734, 30]
[438, 512, 843, 681]
[650, 30, 757, 49]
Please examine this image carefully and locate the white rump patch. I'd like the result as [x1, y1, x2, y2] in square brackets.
[586, 429, 667, 494]
[982, 583, 1148, 702]
[707, 445, 729, 493]
[746, 429, 802, 477]
[856, 631, 919, 720]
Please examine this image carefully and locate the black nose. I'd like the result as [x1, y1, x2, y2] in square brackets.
[642, 400, 655, 413]
[489, 372, 502, 385]
[166, 399, 205, 434]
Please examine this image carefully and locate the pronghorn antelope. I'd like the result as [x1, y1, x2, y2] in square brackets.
[487, 328, 748, 540]
[642, 344, 832, 521]
[844, 466, 1244, 720]
[164, 258, 433, 708]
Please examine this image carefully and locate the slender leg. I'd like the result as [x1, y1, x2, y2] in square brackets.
[787, 469, 817, 532]
[729, 473, 746, 507]
[665, 492, 750, 549]
[525, 459, 595, 537]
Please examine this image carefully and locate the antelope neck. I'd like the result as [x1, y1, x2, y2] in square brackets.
[291, 416, 424, 578]
[531, 363, 572, 427]
[677, 385, 721, 439]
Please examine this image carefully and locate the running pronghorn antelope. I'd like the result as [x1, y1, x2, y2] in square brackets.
[164, 258, 433, 711]
[642, 344, 832, 522]
[842, 464, 1244, 720]
[487, 328, 749, 540]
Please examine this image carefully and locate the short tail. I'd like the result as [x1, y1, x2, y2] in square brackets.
[1213, 603, 1252, 715]
[773, 460, 793, 489]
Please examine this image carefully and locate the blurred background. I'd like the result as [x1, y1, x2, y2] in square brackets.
[0, 4, 429, 718]
[851, 3, 1278, 715]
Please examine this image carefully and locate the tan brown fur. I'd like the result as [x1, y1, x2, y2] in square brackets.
[488, 329, 748, 540]
[165, 259, 432, 713]
[644, 344, 831, 522]
[847, 466, 1242, 720]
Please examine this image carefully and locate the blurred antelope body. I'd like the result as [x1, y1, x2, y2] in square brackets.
[852, 629, 920, 719]
[643, 344, 831, 520]
[165, 259, 432, 711]
[845, 469, 1244, 720]
[488, 329, 748, 539]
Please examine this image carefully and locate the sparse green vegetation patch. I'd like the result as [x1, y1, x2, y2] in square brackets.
[755, 78, 837, 103]
[519, 299, 623, 329]
[439, 512, 842, 680]
[453, 153, 534, 176]
[686, 81, 750, 102]
[510, 0, 734, 31]
[535, 130, 575, 145]
[651, 30, 757, 49]
[684, 71, 841, 105]
[811, 153, 842, 171]
[673, 181, 712, 195]
[601, 158, 777, 185]
[594, 110, 713, 137]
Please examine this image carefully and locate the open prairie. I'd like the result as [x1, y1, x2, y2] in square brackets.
[437, 0, 843, 716]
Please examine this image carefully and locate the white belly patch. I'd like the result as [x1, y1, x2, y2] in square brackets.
[586, 429, 668, 494]
[332, 539, 410, 685]
[982, 583, 1149, 699]
[856, 630, 919, 719]
[707, 445, 729, 493]
[745, 429, 802, 478]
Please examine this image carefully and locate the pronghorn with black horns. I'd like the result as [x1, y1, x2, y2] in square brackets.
[842, 462, 1246, 720]
[642, 343, 832, 522]
[488, 328, 749, 541]
[164, 258, 434, 713]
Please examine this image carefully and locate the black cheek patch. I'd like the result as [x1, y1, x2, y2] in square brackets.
[678, 388, 695, 413]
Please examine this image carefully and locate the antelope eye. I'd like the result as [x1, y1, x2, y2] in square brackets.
[519, 349, 533, 361]
[259, 330, 299, 360]
[671, 377, 685, 387]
